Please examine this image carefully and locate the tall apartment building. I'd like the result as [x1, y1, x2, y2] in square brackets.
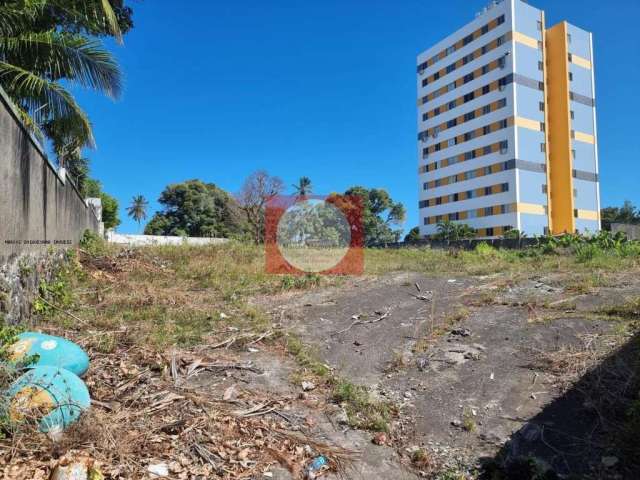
[417, 0, 600, 238]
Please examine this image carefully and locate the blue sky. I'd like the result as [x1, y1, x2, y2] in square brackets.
[76, 0, 640, 234]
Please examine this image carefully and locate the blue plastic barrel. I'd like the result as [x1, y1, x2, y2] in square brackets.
[6, 366, 91, 432]
[9, 332, 90, 376]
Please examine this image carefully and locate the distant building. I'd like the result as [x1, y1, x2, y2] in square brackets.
[417, 0, 600, 238]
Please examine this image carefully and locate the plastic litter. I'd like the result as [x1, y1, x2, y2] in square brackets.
[6, 366, 91, 432]
[9, 332, 90, 376]
[305, 456, 327, 479]
[147, 463, 169, 477]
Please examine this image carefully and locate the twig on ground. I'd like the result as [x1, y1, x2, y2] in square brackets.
[333, 308, 392, 335]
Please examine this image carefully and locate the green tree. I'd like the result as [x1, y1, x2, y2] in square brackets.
[0, 0, 133, 162]
[404, 227, 421, 243]
[292, 176, 312, 197]
[434, 220, 476, 241]
[601, 201, 640, 231]
[85, 178, 120, 230]
[342, 186, 406, 246]
[126, 195, 148, 231]
[145, 180, 248, 238]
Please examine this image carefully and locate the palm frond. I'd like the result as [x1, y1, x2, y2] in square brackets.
[0, 60, 94, 146]
[0, 31, 122, 97]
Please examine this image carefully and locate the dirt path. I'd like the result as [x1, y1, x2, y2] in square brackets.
[256, 271, 640, 478]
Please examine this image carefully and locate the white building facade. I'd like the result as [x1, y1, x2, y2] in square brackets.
[417, 0, 600, 238]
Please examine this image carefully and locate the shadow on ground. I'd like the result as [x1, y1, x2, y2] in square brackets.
[483, 333, 640, 480]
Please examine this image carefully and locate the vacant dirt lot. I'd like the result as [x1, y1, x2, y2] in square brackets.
[2, 243, 639, 479]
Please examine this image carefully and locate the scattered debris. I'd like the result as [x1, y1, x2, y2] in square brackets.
[450, 327, 471, 337]
[147, 463, 169, 477]
[305, 456, 327, 479]
[301, 381, 316, 392]
[372, 432, 388, 446]
[333, 308, 393, 335]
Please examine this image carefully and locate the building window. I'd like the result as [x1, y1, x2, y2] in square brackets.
[481, 45, 488, 55]
[447, 46, 455, 55]
[484, 145, 491, 155]
[464, 132, 473, 141]
[447, 82, 455, 92]
[464, 111, 475, 121]
[422, 78, 429, 87]
[567, 33, 572, 44]
[486, 227, 494, 237]
[498, 98, 507, 108]
[436, 197, 442, 205]
[539, 102, 545, 112]
[482, 65, 489, 74]
[423, 182, 428, 190]
[497, 15, 505, 25]
[570, 110, 575, 119]
[434, 107, 441, 116]
[499, 119, 508, 128]
[498, 56, 506, 69]
[464, 73, 474, 84]
[467, 190, 474, 199]
[485, 207, 493, 216]
[448, 119, 457, 128]
[540, 143, 546, 152]
[483, 105, 491, 115]
[542, 184, 547, 194]
[572, 149, 576, 159]
[465, 151, 473, 160]
[500, 140, 508, 153]
[484, 167, 491, 177]
[483, 125, 490, 135]
[538, 40, 543, 50]
[540, 122, 545, 132]
[497, 36, 504, 47]
[463, 34, 473, 46]
[569, 72, 573, 81]
[538, 81, 544, 91]
[501, 183, 509, 192]
[446, 64, 455, 74]
[537, 21, 543, 31]
[568, 53, 573, 62]
[434, 71, 440, 80]
[538, 61, 544, 71]
[448, 101, 456, 110]
[435, 144, 441, 152]
[464, 92, 475, 103]
[483, 85, 490, 94]
[481, 24, 489, 35]
[448, 138, 456, 147]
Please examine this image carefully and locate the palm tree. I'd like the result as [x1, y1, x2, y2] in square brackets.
[0, 0, 124, 161]
[292, 176, 312, 198]
[127, 195, 148, 232]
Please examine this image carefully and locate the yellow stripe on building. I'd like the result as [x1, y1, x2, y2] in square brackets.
[513, 31, 539, 49]
[575, 209, 599, 221]
[516, 203, 547, 215]
[574, 131, 595, 144]
[571, 54, 592, 69]
[514, 116, 542, 131]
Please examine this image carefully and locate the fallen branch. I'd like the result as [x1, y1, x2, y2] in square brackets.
[37, 295, 87, 325]
[333, 308, 392, 335]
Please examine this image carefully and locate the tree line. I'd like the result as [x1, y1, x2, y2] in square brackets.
[128, 172, 406, 246]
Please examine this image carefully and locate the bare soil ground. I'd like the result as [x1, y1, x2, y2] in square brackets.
[257, 269, 640, 479]
[2, 244, 639, 479]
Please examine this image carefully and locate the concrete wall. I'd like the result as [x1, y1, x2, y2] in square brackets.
[0, 87, 100, 262]
[612, 223, 640, 241]
[106, 231, 229, 247]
